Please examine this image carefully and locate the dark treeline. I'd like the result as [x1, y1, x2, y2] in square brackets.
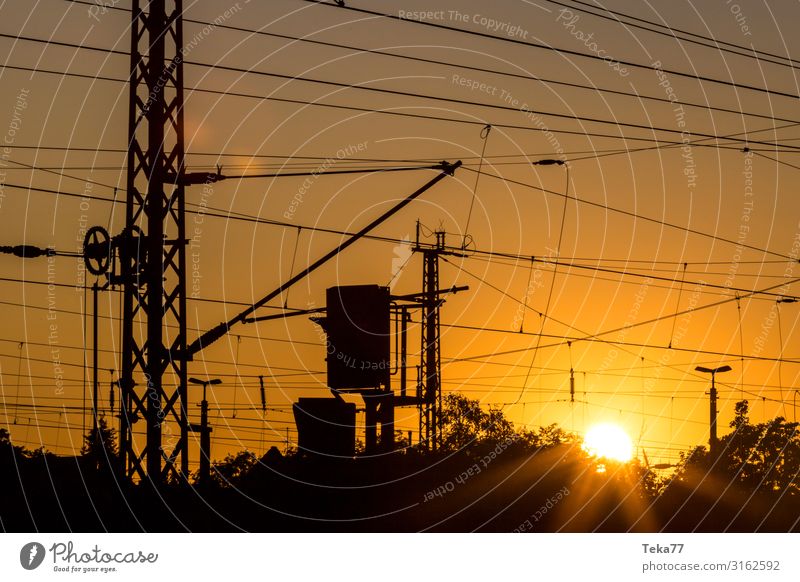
[1, 395, 798, 532]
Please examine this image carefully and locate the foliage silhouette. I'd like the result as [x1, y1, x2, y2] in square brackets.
[80, 415, 119, 474]
[205, 449, 259, 487]
[673, 400, 800, 494]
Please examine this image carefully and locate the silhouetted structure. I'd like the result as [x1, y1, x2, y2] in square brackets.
[293, 397, 357, 457]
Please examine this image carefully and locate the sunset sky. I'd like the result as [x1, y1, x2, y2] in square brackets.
[1, 0, 799, 471]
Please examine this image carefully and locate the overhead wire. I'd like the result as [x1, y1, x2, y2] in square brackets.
[668, 263, 688, 349]
[9, 1, 800, 456]
[514, 163, 571, 405]
[300, 0, 800, 100]
[4, 37, 800, 149]
[460, 166, 800, 262]
[461, 124, 491, 249]
[443, 323, 800, 366]
[549, 0, 800, 68]
[54, 0, 800, 124]
[6, 139, 797, 278]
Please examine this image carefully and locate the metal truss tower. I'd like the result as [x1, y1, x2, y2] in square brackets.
[121, 0, 188, 482]
[417, 229, 446, 451]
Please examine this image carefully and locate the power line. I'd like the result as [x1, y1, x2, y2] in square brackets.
[751, 151, 800, 173]
[0, 335, 322, 374]
[180, 59, 800, 150]
[0, 273, 277, 310]
[515, 163, 571, 405]
[460, 167, 799, 262]
[57, 0, 800, 124]
[0, 32, 127, 56]
[443, 323, 800, 365]
[7, 141, 796, 161]
[446, 264, 800, 362]
[5, 176, 796, 349]
[513, 397, 710, 426]
[462, 252, 796, 301]
[300, 0, 800, 101]
[0, 176, 792, 356]
[0, 298, 321, 347]
[5, 18, 800, 147]
[441, 259, 800, 403]
[9, 141, 794, 270]
[551, 0, 800, 67]
[463, 253, 787, 305]
[5, 60, 790, 151]
[6, 6, 800, 438]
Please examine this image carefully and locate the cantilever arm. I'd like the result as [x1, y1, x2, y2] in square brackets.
[185, 160, 462, 357]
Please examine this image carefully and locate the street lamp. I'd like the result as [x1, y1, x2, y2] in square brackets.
[695, 365, 732, 455]
[188, 377, 222, 484]
[189, 377, 222, 399]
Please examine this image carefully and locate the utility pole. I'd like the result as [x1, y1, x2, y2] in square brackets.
[108, 370, 115, 418]
[1, 241, 112, 465]
[91, 280, 100, 457]
[121, 0, 189, 483]
[414, 226, 464, 451]
[188, 377, 221, 485]
[117, 0, 459, 480]
[696, 365, 732, 455]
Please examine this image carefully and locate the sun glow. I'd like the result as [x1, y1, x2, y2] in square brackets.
[583, 423, 634, 462]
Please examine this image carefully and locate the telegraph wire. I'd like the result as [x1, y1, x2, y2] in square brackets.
[4, 55, 800, 149]
[460, 167, 800, 262]
[442, 264, 800, 402]
[57, 0, 800, 124]
[3, 190, 796, 327]
[442, 257, 800, 354]
[181, 59, 800, 150]
[9, 2, 800, 464]
[462, 253, 788, 305]
[9, 132, 797, 269]
[550, 0, 800, 67]
[8, 142, 797, 162]
[750, 151, 800, 173]
[462, 124, 492, 248]
[514, 162, 571, 406]
[9, 165, 798, 274]
[0, 297, 321, 347]
[301, 0, 800, 101]
[461, 251, 797, 301]
[443, 323, 800, 366]
[0, 60, 760, 147]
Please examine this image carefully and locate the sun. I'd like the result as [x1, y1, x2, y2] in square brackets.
[583, 423, 634, 462]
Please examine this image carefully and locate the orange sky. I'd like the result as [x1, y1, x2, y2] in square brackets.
[1, 0, 800, 470]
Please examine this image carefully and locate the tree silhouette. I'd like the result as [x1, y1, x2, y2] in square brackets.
[0, 428, 15, 451]
[80, 415, 118, 473]
[206, 449, 258, 487]
[676, 400, 800, 494]
[0, 427, 23, 462]
[377, 430, 412, 452]
[439, 393, 515, 451]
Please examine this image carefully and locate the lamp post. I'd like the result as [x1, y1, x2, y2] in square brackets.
[695, 365, 732, 455]
[189, 377, 222, 484]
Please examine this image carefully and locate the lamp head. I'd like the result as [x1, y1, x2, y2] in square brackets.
[695, 365, 732, 374]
